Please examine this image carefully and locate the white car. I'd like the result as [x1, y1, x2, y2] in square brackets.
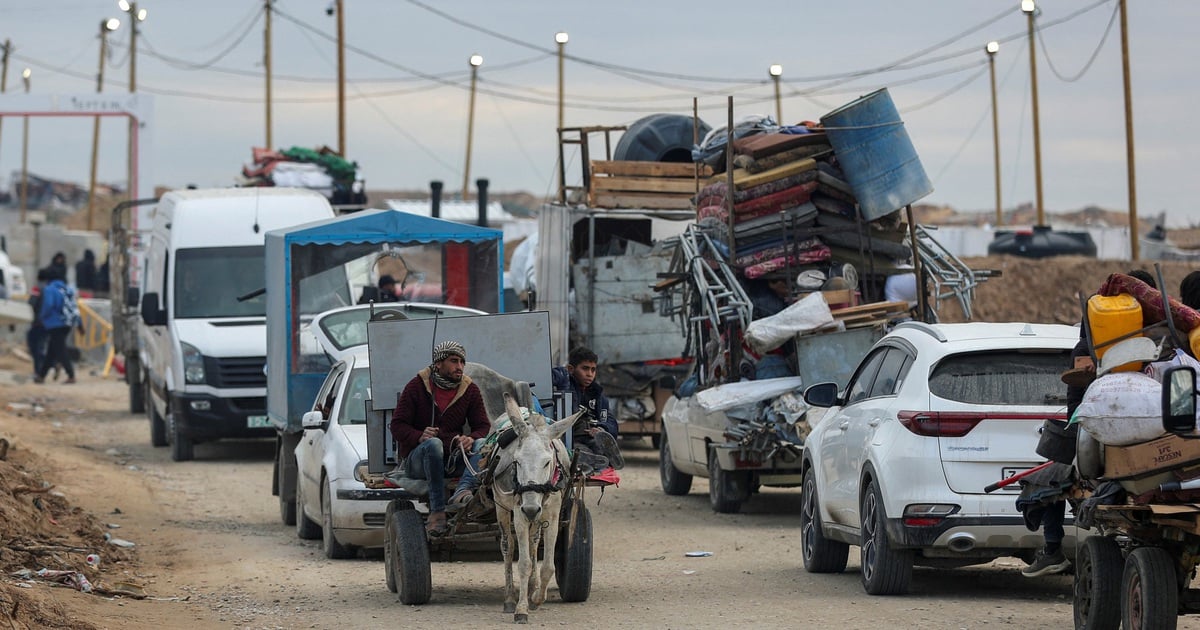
[799, 321, 1081, 595]
[293, 303, 485, 558]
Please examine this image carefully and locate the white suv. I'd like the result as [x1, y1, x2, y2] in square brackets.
[800, 321, 1080, 595]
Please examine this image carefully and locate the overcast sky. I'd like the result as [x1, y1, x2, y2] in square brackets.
[2, 1, 1197, 224]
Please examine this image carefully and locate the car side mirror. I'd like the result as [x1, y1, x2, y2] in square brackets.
[125, 286, 140, 308]
[302, 410, 326, 430]
[1162, 366, 1197, 435]
[140, 292, 166, 326]
[804, 382, 840, 408]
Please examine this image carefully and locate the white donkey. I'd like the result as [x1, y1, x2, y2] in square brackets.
[490, 392, 579, 624]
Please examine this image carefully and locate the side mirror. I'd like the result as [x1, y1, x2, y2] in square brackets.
[124, 286, 139, 308]
[804, 382, 841, 408]
[140, 292, 166, 326]
[1162, 366, 1197, 434]
[302, 410, 326, 430]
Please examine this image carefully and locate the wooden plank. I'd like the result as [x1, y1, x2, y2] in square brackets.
[591, 176, 699, 195]
[830, 300, 912, 318]
[592, 160, 711, 178]
[589, 193, 694, 210]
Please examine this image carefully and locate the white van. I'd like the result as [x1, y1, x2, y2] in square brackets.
[139, 188, 336, 461]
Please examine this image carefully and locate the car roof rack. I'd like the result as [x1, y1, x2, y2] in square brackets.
[893, 320, 947, 342]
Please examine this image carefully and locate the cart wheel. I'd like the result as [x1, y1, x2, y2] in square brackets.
[659, 431, 692, 496]
[708, 446, 750, 514]
[555, 498, 592, 603]
[384, 510, 397, 594]
[1074, 536, 1122, 630]
[860, 479, 912, 595]
[1121, 546, 1179, 630]
[386, 501, 431, 604]
[800, 467, 849, 574]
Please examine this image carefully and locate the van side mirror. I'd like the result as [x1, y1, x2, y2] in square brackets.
[804, 382, 841, 408]
[140, 292, 166, 326]
[1162, 366, 1198, 435]
[125, 286, 140, 308]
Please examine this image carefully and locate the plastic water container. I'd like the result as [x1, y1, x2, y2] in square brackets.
[820, 88, 933, 221]
[1088, 293, 1143, 372]
[1189, 326, 1200, 359]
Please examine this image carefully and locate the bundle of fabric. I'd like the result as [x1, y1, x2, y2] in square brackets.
[733, 143, 832, 174]
[695, 171, 818, 210]
[733, 237, 824, 267]
[733, 202, 818, 244]
[696, 181, 819, 224]
[742, 245, 832, 279]
[238, 145, 366, 205]
[1099, 273, 1200, 333]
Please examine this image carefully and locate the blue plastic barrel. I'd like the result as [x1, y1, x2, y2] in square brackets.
[820, 88, 933, 221]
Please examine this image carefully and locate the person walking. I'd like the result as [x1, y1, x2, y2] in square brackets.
[33, 269, 81, 385]
[26, 269, 48, 378]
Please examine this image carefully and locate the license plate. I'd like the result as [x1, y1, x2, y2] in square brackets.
[247, 415, 272, 428]
[1001, 467, 1030, 486]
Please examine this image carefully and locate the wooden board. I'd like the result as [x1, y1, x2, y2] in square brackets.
[589, 193, 694, 210]
[830, 300, 912, 318]
[591, 176, 698, 195]
[592, 160, 712, 178]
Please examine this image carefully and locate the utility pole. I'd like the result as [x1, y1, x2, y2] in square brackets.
[120, 0, 146, 201]
[1022, 0, 1046, 227]
[264, 0, 273, 149]
[462, 54, 482, 202]
[335, 0, 345, 157]
[986, 42, 1002, 226]
[88, 18, 120, 231]
[1119, 0, 1139, 260]
[0, 39, 10, 173]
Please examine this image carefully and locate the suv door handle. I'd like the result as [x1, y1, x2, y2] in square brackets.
[839, 422, 849, 431]
[868, 418, 881, 427]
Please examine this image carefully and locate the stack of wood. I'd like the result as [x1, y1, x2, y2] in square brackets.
[587, 161, 712, 210]
[830, 301, 914, 329]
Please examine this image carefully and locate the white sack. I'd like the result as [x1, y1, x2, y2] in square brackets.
[695, 376, 805, 412]
[1076, 371, 1166, 446]
[744, 292, 835, 354]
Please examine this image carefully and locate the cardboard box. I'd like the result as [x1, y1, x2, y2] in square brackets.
[1104, 434, 1200, 480]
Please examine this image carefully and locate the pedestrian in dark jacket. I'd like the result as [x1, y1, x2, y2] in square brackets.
[26, 269, 48, 377]
[391, 340, 490, 536]
[33, 268, 79, 384]
[75, 249, 97, 291]
[551, 346, 623, 471]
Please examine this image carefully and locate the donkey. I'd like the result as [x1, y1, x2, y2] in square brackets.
[490, 392, 579, 624]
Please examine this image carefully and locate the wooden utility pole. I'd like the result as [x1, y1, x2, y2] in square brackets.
[462, 55, 481, 201]
[1024, 3, 1046, 226]
[0, 40, 10, 170]
[987, 43, 1002, 226]
[87, 20, 115, 231]
[335, 0, 345, 157]
[1119, 0, 1139, 260]
[265, 0, 273, 150]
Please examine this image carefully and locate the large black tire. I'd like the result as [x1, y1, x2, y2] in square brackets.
[148, 377, 167, 448]
[708, 447, 749, 514]
[555, 499, 592, 603]
[613, 113, 710, 163]
[1074, 536, 1122, 630]
[322, 478, 355, 559]
[387, 502, 431, 605]
[1121, 547, 1179, 630]
[659, 431, 692, 496]
[860, 480, 913, 595]
[278, 436, 298, 526]
[128, 361, 144, 414]
[168, 412, 194, 462]
[295, 475, 321, 540]
[800, 467, 849, 573]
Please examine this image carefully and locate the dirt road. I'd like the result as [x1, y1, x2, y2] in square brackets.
[3, 363, 1197, 630]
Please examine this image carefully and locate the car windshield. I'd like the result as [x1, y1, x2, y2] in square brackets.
[928, 350, 1071, 406]
[338, 366, 371, 425]
[174, 246, 265, 318]
[317, 304, 483, 351]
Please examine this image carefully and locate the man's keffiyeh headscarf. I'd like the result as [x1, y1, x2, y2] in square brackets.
[430, 341, 467, 390]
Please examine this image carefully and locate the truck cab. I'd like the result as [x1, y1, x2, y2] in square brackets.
[139, 188, 335, 461]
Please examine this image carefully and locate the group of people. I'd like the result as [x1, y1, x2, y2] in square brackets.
[26, 252, 83, 385]
[389, 341, 622, 537]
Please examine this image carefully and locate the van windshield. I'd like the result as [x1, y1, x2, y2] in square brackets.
[175, 246, 266, 318]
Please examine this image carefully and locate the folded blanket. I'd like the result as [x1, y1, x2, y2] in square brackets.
[696, 170, 818, 208]
[734, 181, 818, 216]
[733, 238, 824, 267]
[729, 158, 817, 191]
[811, 191, 856, 218]
[742, 247, 832, 279]
[733, 131, 829, 159]
[697, 202, 792, 225]
[734, 203, 818, 242]
[734, 143, 833, 174]
[816, 162, 855, 197]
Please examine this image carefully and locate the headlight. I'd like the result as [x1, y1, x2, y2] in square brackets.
[181, 342, 206, 384]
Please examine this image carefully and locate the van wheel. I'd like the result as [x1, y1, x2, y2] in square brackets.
[168, 412, 194, 462]
[148, 377, 167, 448]
[128, 362, 144, 414]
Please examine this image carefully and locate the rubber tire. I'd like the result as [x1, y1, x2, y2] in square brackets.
[387, 503, 432, 605]
[800, 467, 849, 573]
[860, 479, 913, 595]
[149, 377, 167, 448]
[708, 447, 749, 514]
[295, 474, 322, 540]
[128, 362, 144, 414]
[1074, 536, 1122, 630]
[659, 431, 692, 496]
[1121, 547, 1179, 630]
[555, 499, 592, 603]
[650, 433, 662, 450]
[322, 478, 355, 559]
[168, 412, 194, 462]
[1076, 428, 1104, 481]
[278, 441, 297, 526]
[613, 113, 711, 163]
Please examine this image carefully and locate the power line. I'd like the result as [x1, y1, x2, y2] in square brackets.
[137, 7, 263, 71]
[1037, 0, 1119, 82]
[934, 43, 1025, 182]
[900, 65, 989, 113]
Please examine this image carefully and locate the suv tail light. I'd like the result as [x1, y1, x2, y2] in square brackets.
[897, 411, 1066, 438]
